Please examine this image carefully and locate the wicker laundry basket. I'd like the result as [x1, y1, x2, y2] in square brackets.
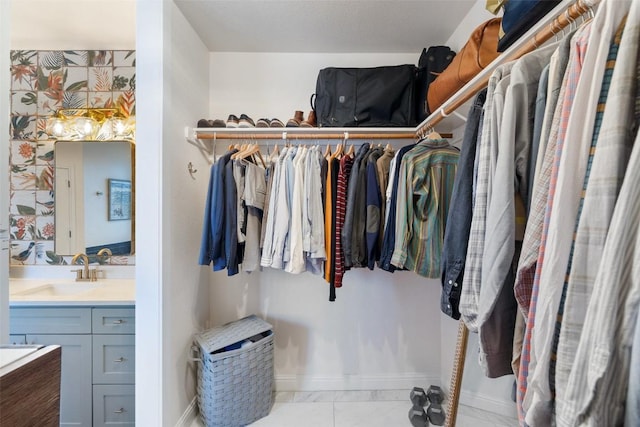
[194, 315, 274, 427]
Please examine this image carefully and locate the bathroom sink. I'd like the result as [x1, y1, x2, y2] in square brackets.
[12, 283, 99, 297]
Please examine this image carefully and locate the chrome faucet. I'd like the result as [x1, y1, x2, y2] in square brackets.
[71, 253, 91, 282]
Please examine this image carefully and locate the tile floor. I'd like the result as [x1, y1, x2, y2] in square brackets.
[190, 390, 518, 426]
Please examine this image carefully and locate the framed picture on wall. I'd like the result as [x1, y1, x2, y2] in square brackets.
[108, 179, 132, 221]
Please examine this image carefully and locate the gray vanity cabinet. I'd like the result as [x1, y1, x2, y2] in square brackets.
[10, 306, 135, 427]
[91, 308, 135, 427]
[11, 307, 93, 426]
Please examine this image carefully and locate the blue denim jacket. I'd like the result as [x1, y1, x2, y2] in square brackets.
[440, 90, 486, 319]
[199, 149, 237, 270]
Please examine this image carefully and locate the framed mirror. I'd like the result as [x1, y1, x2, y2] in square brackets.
[54, 140, 135, 257]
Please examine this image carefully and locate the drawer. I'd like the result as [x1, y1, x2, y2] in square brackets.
[9, 334, 26, 345]
[10, 308, 92, 334]
[92, 308, 135, 334]
[93, 384, 135, 427]
[93, 335, 135, 384]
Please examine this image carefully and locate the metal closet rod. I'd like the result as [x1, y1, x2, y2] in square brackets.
[416, 0, 597, 138]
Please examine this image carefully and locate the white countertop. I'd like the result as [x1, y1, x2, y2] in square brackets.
[9, 278, 135, 306]
[0, 346, 42, 369]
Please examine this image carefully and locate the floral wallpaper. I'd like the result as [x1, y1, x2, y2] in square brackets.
[9, 50, 135, 266]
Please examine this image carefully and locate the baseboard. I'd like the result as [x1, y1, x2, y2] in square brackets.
[459, 390, 517, 418]
[274, 373, 441, 391]
[175, 396, 198, 427]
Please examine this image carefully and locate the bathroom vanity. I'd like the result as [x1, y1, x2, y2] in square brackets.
[9, 279, 135, 427]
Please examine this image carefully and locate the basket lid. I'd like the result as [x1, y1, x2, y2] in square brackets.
[195, 314, 273, 354]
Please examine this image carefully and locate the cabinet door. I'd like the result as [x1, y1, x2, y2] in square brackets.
[28, 334, 92, 427]
[93, 384, 135, 427]
[93, 335, 135, 384]
[92, 308, 135, 334]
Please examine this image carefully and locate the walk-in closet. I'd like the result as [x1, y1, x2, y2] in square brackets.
[3, 0, 639, 426]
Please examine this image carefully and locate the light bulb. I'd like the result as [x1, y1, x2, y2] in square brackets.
[112, 117, 127, 136]
[74, 116, 99, 138]
[46, 115, 67, 138]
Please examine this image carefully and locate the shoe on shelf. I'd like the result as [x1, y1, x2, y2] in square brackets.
[286, 110, 304, 127]
[256, 118, 271, 128]
[197, 119, 211, 128]
[300, 110, 316, 127]
[238, 114, 255, 128]
[211, 119, 226, 128]
[226, 114, 239, 128]
[270, 118, 284, 128]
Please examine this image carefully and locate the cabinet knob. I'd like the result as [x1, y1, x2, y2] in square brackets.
[114, 408, 126, 414]
[114, 357, 126, 363]
[112, 319, 125, 324]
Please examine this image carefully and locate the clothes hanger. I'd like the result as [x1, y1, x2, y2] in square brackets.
[346, 144, 355, 157]
[384, 143, 392, 152]
[426, 126, 442, 140]
[324, 143, 332, 158]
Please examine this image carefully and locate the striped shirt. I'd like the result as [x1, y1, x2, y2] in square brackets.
[557, 3, 640, 423]
[334, 155, 354, 288]
[390, 139, 459, 278]
[518, 23, 591, 423]
[552, 17, 625, 419]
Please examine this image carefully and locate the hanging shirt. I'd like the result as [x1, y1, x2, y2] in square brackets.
[342, 143, 370, 268]
[519, 23, 591, 424]
[199, 149, 238, 271]
[555, 9, 636, 425]
[376, 147, 394, 245]
[379, 143, 416, 272]
[261, 148, 288, 268]
[390, 139, 459, 278]
[225, 159, 240, 276]
[559, 127, 640, 427]
[334, 154, 354, 287]
[287, 147, 308, 274]
[459, 61, 514, 332]
[365, 148, 384, 270]
[477, 42, 556, 379]
[242, 159, 267, 272]
[440, 89, 487, 320]
[352, 147, 382, 268]
[259, 155, 276, 249]
[527, 4, 631, 424]
[303, 147, 326, 274]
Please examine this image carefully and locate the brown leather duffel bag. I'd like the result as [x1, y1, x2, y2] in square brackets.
[427, 18, 501, 113]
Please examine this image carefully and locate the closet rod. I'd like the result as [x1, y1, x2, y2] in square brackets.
[195, 131, 451, 140]
[415, 0, 597, 137]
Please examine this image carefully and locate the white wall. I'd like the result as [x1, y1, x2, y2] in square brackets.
[83, 143, 132, 248]
[209, 52, 419, 123]
[162, 1, 212, 425]
[1, 0, 12, 343]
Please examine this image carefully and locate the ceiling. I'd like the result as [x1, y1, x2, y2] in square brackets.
[10, 0, 136, 50]
[174, 0, 477, 53]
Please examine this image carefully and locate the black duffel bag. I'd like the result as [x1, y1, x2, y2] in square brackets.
[312, 64, 417, 127]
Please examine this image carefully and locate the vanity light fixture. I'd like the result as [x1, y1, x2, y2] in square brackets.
[45, 108, 135, 141]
